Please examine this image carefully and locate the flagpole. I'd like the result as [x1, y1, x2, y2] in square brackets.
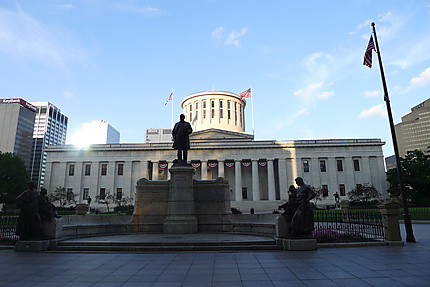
[171, 88, 174, 128]
[371, 22, 415, 243]
[251, 86, 255, 135]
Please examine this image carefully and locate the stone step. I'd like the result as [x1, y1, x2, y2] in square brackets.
[49, 240, 283, 252]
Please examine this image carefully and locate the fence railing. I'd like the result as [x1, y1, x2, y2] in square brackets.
[314, 209, 384, 242]
[0, 215, 19, 243]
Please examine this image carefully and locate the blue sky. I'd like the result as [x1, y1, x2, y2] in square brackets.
[1, 1, 430, 157]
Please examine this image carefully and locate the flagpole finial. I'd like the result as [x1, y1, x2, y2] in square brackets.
[371, 22, 375, 27]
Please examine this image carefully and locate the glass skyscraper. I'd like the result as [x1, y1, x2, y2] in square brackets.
[30, 102, 68, 188]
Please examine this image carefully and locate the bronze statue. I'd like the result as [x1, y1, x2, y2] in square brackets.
[290, 177, 316, 238]
[16, 182, 42, 240]
[38, 188, 60, 220]
[172, 114, 192, 165]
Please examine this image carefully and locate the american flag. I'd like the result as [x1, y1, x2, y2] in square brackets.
[363, 35, 375, 68]
[164, 91, 173, 105]
[239, 88, 252, 101]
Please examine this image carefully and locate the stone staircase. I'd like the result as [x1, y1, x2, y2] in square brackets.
[49, 238, 283, 253]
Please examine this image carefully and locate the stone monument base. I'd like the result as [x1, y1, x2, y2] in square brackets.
[281, 238, 317, 251]
[163, 216, 198, 234]
[15, 240, 50, 252]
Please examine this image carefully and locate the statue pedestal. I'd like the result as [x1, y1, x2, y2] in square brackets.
[15, 240, 50, 252]
[163, 165, 198, 234]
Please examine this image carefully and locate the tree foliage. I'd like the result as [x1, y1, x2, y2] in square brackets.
[48, 186, 78, 208]
[0, 152, 30, 205]
[96, 191, 132, 213]
[347, 183, 381, 203]
[386, 150, 430, 204]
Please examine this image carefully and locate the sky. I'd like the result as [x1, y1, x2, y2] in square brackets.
[1, 0, 430, 157]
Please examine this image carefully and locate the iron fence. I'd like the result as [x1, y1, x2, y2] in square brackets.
[314, 209, 384, 242]
[0, 215, 19, 243]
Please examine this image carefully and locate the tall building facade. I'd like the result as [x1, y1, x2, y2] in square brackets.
[79, 120, 120, 145]
[395, 98, 430, 157]
[0, 98, 36, 166]
[44, 91, 388, 211]
[145, 128, 172, 143]
[30, 102, 68, 187]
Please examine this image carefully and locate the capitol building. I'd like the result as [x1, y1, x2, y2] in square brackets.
[44, 91, 388, 211]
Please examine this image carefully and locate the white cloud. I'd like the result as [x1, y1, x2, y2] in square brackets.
[62, 91, 74, 99]
[211, 27, 224, 39]
[114, 4, 161, 16]
[212, 27, 248, 48]
[0, 7, 87, 70]
[358, 104, 386, 119]
[226, 28, 248, 47]
[294, 82, 333, 102]
[273, 108, 309, 132]
[318, 91, 334, 100]
[410, 67, 430, 87]
[364, 90, 381, 97]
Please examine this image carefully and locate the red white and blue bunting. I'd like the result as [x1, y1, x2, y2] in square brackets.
[158, 163, 168, 169]
[191, 163, 201, 169]
[258, 161, 267, 167]
[225, 162, 234, 168]
[242, 162, 251, 167]
[208, 162, 218, 168]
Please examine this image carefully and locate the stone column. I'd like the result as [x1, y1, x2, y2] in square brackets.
[377, 199, 402, 241]
[251, 159, 260, 201]
[152, 161, 158, 180]
[235, 159, 242, 201]
[218, 160, 225, 178]
[278, 158, 288, 200]
[268, 158, 276, 201]
[167, 161, 173, 180]
[201, 160, 208, 180]
[163, 165, 198, 234]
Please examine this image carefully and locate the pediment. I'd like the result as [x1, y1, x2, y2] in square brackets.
[190, 128, 254, 142]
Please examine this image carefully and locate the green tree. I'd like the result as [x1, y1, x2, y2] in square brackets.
[386, 150, 430, 204]
[0, 152, 30, 206]
[48, 186, 78, 207]
[310, 186, 325, 206]
[347, 183, 381, 204]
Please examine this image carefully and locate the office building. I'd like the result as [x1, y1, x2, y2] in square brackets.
[145, 128, 172, 143]
[76, 120, 120, 145]
[395, 98, 430, 157]
[30, 102, 68, 187]
[0, 98, 36, 166]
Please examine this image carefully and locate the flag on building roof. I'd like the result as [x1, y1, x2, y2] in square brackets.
[164, 91, 173, 105]
[363, 35, 375, 68]
[239, 88, 252, 101]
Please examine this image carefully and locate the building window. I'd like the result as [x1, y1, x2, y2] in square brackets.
[227, 100, 231, 120]
[303, 160, 310, 172]
[83, 188, 89, 200]
[101, 164, 107, 176]
[85, 164, 91, 176]
[203, 101, 207, 119]
[242, 187, 248, 200]
[219, 100, 223, 118]
[339, 184, 346, 196]
[68, 164, 75, 176]
[211, 100, 215, 118]
[320, 160, 326, 172]
[66, 188, 74, 200]
[322, 185, 329, 197]
[337, 160, 343, 172]
[99, 188, 106, 200]
[116, 188, 123, 200]
[356, 184, 363, 195]
[353, 159, 360, 171]
[118, 164, 124, 176]
[234, 102, 238, 125]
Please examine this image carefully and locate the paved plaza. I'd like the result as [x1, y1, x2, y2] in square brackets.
[0, 224, 429, 287]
